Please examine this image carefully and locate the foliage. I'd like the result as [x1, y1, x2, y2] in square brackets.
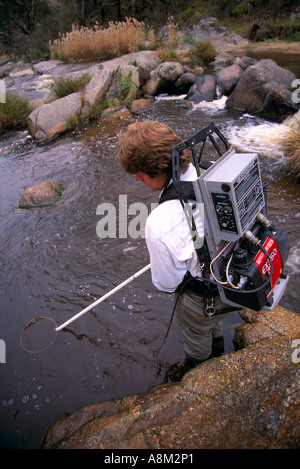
[49, 18, 146, 62]
[51, 73, 92, 99]
[0, 0, 60, 56]
[88, 100, 109, 120]
[0, 93, 32, 132]
[66, 115, 79, 129]
[188, 40, 217, 66]
[285, 31, 300, 42]
[156, 48, 179, 62]
[118, 70, 137, 108]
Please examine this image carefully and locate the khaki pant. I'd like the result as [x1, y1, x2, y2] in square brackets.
[175, 289, 230, 361]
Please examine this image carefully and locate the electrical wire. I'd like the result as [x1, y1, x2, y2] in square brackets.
[209, 242, 231, 285]
[208, 241, 273, 294]
[209, 241, 240, 289]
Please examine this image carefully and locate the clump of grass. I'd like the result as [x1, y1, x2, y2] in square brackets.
[156, 47, 179, 62]
[118, 69, 138, 108]
[49, 17, 146, 63]
[281, 128, 300, 181]
[188, 40, 217, 66]
[66, 115, 79, 129]
[51, 73, 91, 99]
[0, 93, 32, 132]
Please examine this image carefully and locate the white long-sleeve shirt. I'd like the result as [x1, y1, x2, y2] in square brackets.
[145, 163, 204, 293]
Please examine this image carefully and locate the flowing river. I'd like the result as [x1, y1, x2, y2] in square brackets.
[0, 51, 299, 448]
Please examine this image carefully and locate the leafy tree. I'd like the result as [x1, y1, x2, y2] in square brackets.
[0, 0, 50, 48]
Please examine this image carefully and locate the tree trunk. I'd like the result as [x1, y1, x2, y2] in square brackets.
[73, 0, 85, 26]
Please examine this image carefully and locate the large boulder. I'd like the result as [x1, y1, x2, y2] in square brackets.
[175, 71, 197, 94]
[81, 61, 140, 115]
[0, 61, 18, 78]
[216, 63, 244, 96]
[145, 62, 184, 95]
[185, 74, 217, 103]
[189, 17, 249, 50]
[79, 62, 116, 119]
[225, 59, 299, 122]
[41, 306, 300, 449]
[133, 53, 161, 87]
[106, 64, 139, 106]
[27, 92, 83, 142]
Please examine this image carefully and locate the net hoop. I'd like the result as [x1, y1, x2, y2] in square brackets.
[20, 316, 58, 353]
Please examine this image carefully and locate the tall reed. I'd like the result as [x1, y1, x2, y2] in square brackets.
[167, 16, 178, 50]
[49, 18, 147, 62]
[281, 128, 300, 180]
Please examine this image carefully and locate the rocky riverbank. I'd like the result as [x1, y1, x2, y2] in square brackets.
[42, 306, 300, 449]
[2, 48, 298, 142]
[3, 40, 299, 187]
[1, 17, 299, 146]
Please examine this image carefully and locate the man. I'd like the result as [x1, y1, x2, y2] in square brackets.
[117, 120, 227, 368]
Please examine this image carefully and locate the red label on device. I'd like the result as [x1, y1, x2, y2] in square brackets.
[254, 237, 282, 295]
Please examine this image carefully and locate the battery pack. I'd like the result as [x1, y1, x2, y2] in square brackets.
[223, 228, 290, 311]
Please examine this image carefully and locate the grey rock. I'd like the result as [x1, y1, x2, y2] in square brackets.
[226, 59, 299, 121]
[19, 181, 65, 208]
[185, 74, 217, 103]
[27, 92, 83, 142]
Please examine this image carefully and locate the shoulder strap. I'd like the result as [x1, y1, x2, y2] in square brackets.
[159, 162, 213, 205]
[158, 181, 196, 205]
[158, 179, 211, 272]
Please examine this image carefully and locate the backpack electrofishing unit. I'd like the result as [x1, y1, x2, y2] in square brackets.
[168, 122, 290, 312]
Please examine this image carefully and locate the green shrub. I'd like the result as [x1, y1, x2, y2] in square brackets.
[285, 31, 300, 42]
[188, 40, 217, 66]
[51, 73, 91, 99]
[0, 93, 32, 131]
[118, 70, 137, 107]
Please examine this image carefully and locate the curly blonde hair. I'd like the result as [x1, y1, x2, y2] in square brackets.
[116, 121, 190, 178]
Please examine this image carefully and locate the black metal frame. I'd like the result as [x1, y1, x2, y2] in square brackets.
[171, 121, 229, 184]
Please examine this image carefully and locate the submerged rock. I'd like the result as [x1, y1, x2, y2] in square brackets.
[42, 306, 300, 449]
[130, 98, 153, 115]
[19, 181, 65, 208]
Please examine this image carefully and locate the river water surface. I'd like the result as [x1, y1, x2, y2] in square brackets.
[0, 52, 299, 448]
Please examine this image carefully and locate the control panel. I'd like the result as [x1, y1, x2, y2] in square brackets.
[196, 149, 265, 243]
